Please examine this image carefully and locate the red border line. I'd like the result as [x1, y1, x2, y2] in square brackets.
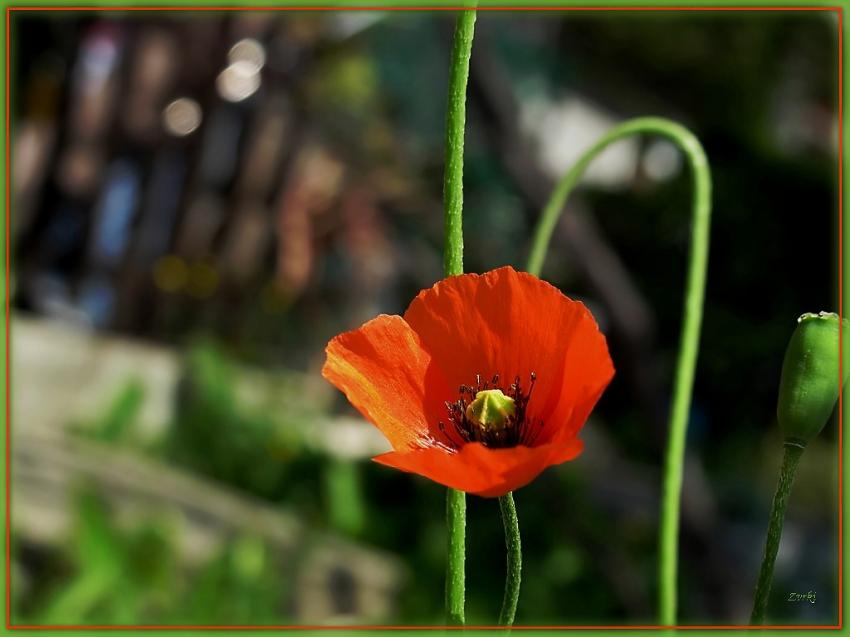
[5, 5, 10, 632]
[3, 4, 846, 10]
[3, 3, 845, 633]
[839, 5, 845, 629]
[4, 625, 846, 631]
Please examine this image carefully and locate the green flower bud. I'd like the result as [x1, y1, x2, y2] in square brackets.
[776, 312, 850, 447]
[466, 389, 516, 432]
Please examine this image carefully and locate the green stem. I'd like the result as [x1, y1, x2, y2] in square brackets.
[525, 117, 712, 625]
[443, 8, 475, 627]
[445, 488, 467, 625]
[498, 492, 522, 626]
[750, 443, 805, 625]
[443, 9, 475, 279]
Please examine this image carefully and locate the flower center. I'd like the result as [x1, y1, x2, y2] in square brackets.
[438, 373, 543, 449]
[466, 389, 515, 431]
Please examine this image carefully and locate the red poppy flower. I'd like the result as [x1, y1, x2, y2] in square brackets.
[322, 266, 614, 497]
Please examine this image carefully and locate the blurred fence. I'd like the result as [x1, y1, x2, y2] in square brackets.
[13, 12, 419, 351]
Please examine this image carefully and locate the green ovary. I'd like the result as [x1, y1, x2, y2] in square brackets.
[466, 389, 516, 432]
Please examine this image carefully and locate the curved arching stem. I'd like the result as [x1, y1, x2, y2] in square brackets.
[526, 117, 712, 625]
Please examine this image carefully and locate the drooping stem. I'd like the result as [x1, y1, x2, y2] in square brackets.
[526, 117, 712, 625]
[750, 443, 805, 625]
[498, 492, 522, 626]
[442, 8, 476, 627]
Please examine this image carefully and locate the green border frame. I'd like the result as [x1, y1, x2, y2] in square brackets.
[1, 1, 846, 634]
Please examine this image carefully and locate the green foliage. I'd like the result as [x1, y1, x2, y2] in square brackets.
[165, 341, 305, 500]
[21, 490, 287, 626]
[28, 491, 176, 625]
[72, 379, 145, 444]
[91, 380, 146, 443]
[177, 535, 284, 625]
[324, 459, 366, 538]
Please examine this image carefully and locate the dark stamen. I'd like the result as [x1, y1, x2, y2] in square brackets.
[433, 372, 541, 449]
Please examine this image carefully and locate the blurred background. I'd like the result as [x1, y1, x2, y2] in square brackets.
[8, 9, 840, 626]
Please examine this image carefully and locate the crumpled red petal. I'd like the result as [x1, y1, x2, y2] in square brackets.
[323, 314, 453, 451]
[373, 437, 584, 498]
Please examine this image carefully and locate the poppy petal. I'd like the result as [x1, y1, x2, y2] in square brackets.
[544, 315, 615, 443]
[323, 314, 454, 451]
[374, 437, 584, 498]
[404, 266, 613, 440]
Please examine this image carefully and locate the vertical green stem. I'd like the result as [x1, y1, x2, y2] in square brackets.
[498, 492, 522, 626]
[443, 9, 475, 279]
[443, 8, 475, 627]
[525, 117, 712, 625]
[750, 443, 805, 625]
[445, 488, 467, 625]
